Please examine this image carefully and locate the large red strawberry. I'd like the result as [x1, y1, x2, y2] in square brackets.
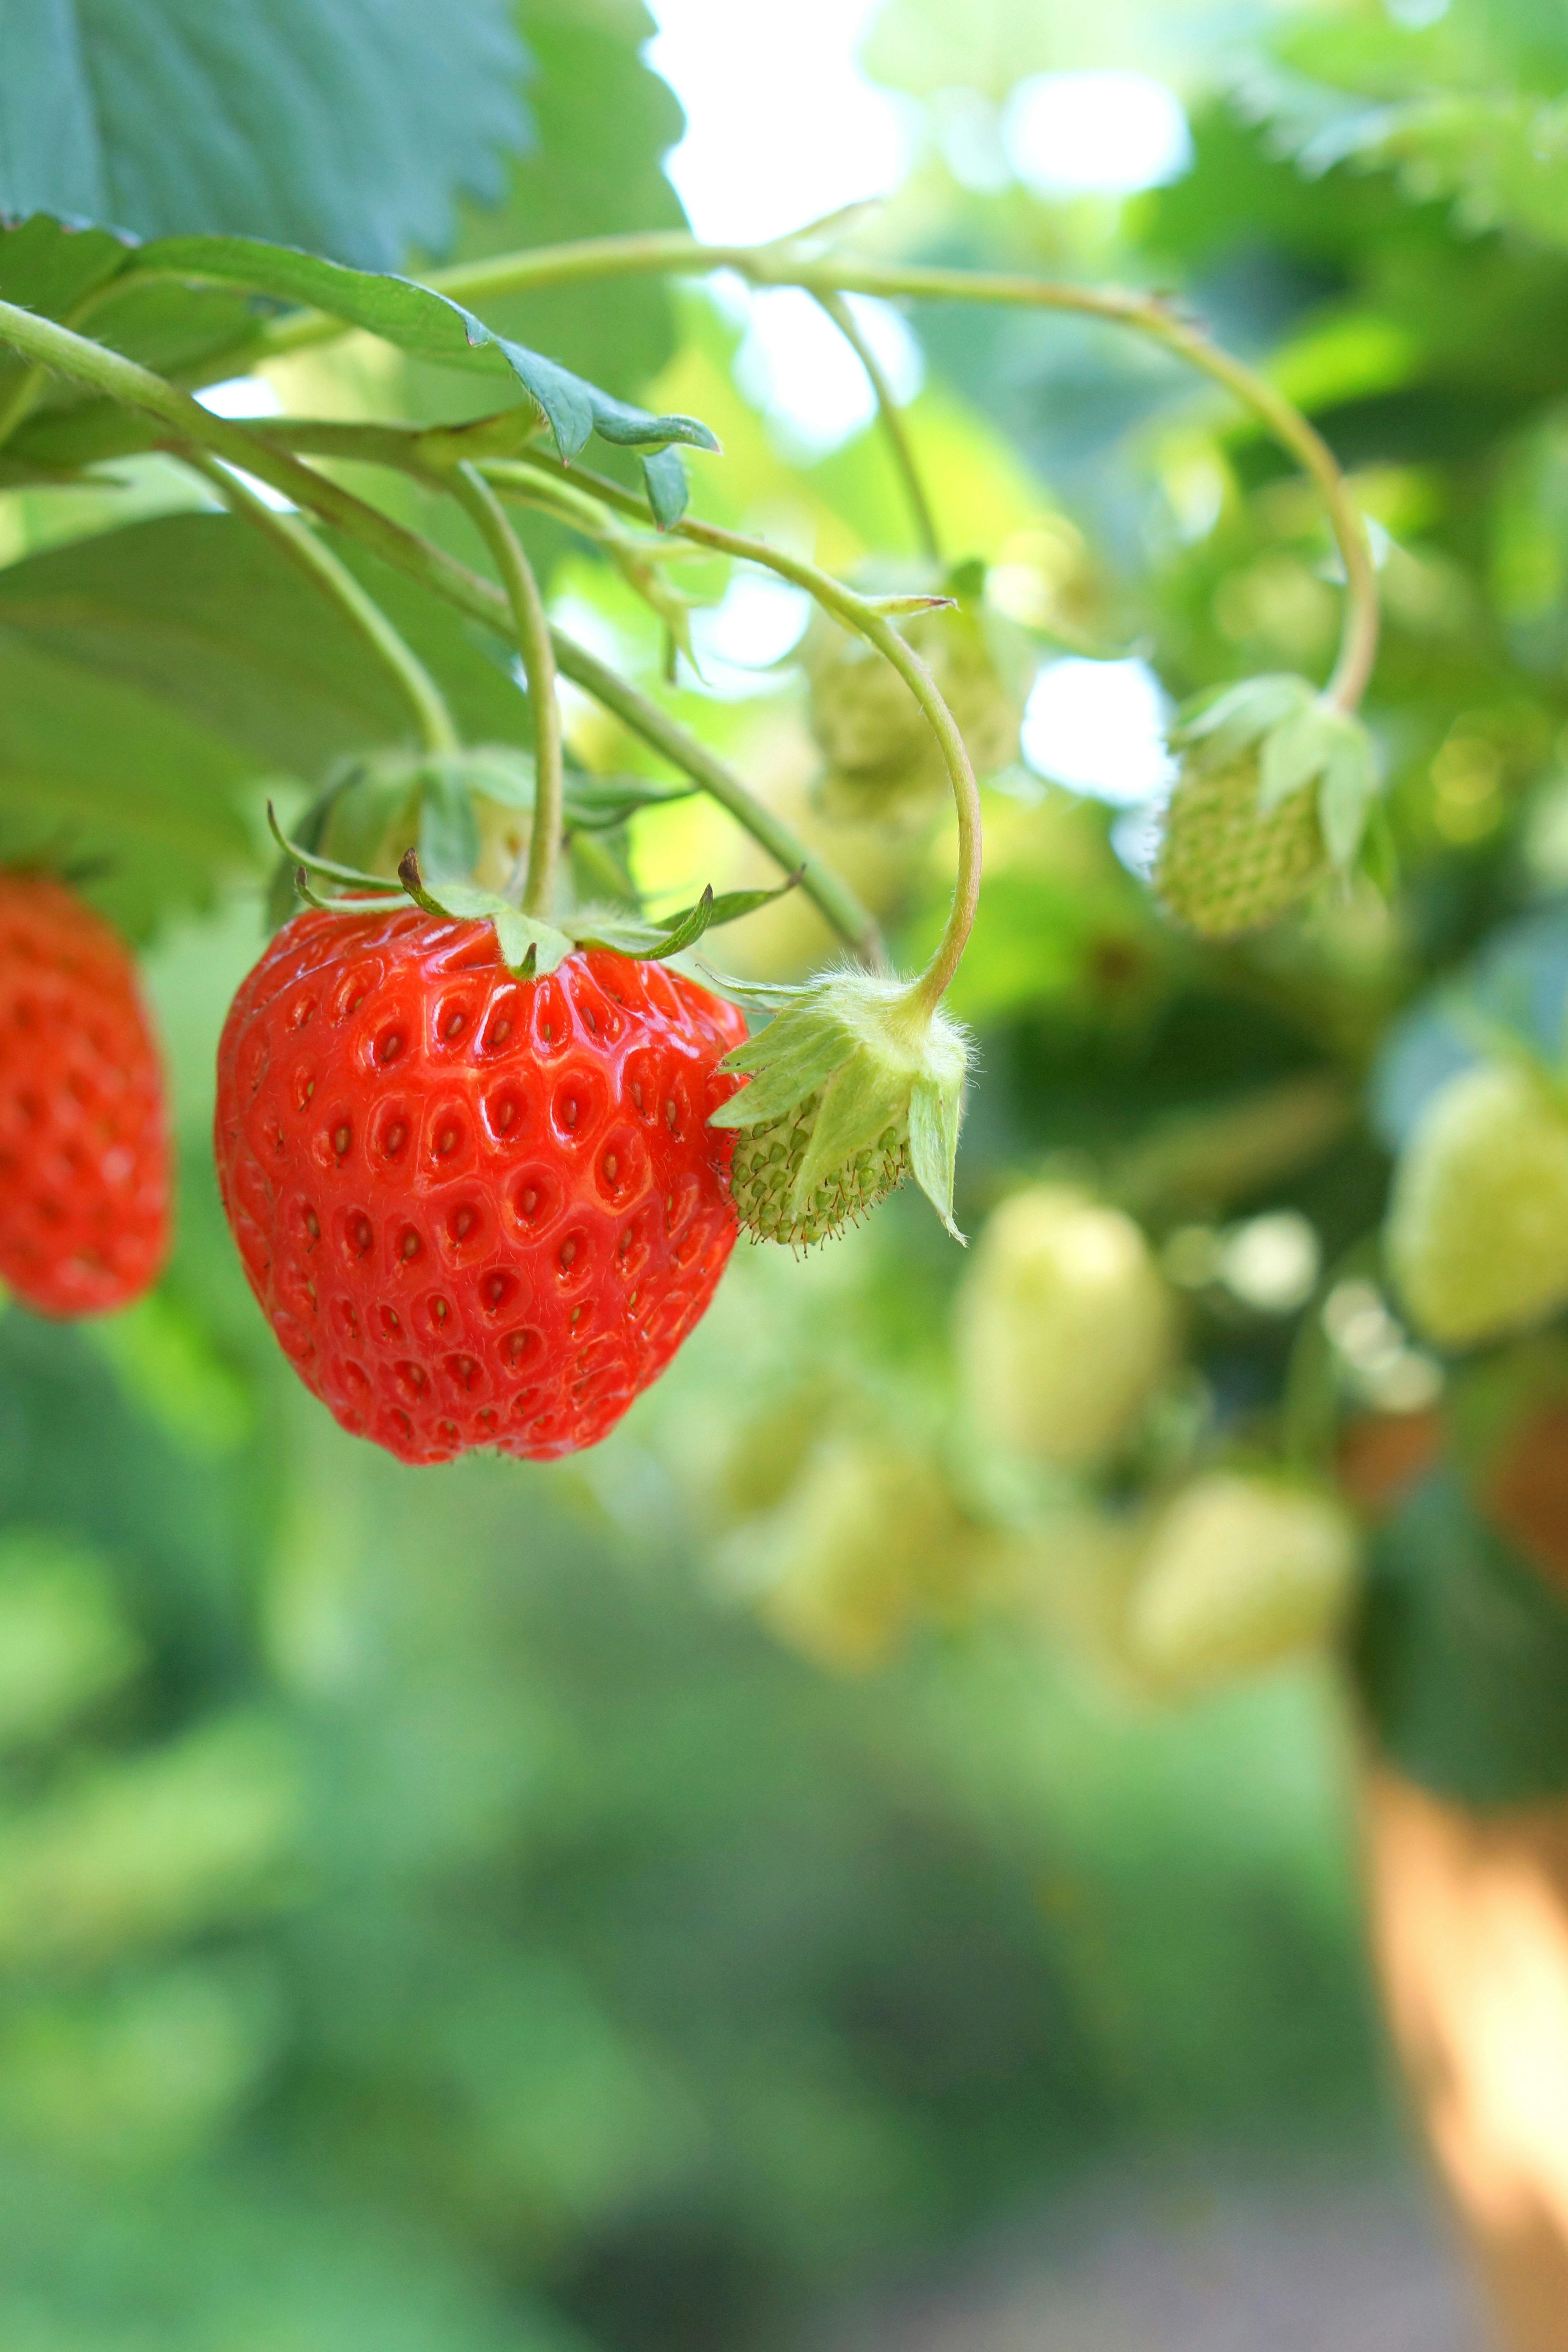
[0, 873, 169, 1318]
[214, 903, 747, 1465]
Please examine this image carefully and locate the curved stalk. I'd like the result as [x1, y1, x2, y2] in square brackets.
[447, 463, 563, 916]
[0, 295, 879, 961]
[665, 515, 979, 1011]
[549, 629, 886, 969]
[239, 233, 1376, 712]
[184, 452, 459, 756]
[813, 289, 941, 566]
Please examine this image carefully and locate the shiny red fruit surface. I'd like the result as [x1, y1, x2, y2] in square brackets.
[214, 905, 748, 1465]
[0, 873, 169, 1318]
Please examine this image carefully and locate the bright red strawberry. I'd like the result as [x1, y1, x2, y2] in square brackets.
[0, 873, 169, 1318]
[213, 904, 747, 1465]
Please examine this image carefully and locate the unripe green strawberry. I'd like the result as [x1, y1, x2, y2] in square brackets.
[1155, 674, 1381, 941]
[1121, 1473, 1357, 1693]
[957, 1185, 1174, 1468]
[712, 970, 971, 1248]
[1387, 1060, 1568, 1350]
[1155, 751, 1326, 938]
[804, 584, 1028, 823]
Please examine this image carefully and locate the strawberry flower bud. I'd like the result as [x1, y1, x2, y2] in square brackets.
[709, 971, 971, 1246]
[1156, 673, 1381, 940]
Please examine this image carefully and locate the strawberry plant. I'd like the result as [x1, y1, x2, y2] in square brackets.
[13, 2, 1568, 2344]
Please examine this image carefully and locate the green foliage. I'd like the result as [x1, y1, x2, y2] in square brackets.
[0, 513, 536, 934]
[0, 0, 528, 268]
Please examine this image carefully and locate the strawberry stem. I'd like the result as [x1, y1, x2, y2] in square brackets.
[241, 232, 1379, 716]
[447, 463, 564, 918]
[615, 511, 980, 1013]
[0, 293, 881, 964]
[812, 288, 941, 566]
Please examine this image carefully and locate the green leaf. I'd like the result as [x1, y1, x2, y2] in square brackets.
[667, 876, 803, 934]
[444, 0, 688, 404]
[0, 630, 256, 938]
[1316, 734, 1380, 869]
[0, 511, 539, 935]
[647, 886, 716, 959]
[488, 907, 575, 978]
[1353, 1468, 1568, 1806]
[123, 234, 721, 464]
[1174, 673, 1313, 762]
[640, 447, 690, 528]
[0, 0, 528, 270]
[560, 774, 693, 830]
[0, 512, 531, 778]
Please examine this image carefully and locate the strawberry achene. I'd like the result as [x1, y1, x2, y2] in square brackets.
[0, 873, 169, 1318]
[214, 905, 747, 1465]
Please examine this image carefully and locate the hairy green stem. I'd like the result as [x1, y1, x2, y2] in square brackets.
[448, 462, 564, 917]
[185, 451, 459, 755]
[813, 289, 941, 565]
[241, 232, 1376, 711]
[0, 296, 879, 960]
[670, 515, 979, 1009]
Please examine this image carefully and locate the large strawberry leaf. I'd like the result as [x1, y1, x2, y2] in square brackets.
[0, 511, 536, 934]
[0, 0, 527, 271]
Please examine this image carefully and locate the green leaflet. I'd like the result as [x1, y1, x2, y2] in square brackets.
[0, 216, 720, 474]
[127, 234, 720, 466]
[708, 1011, 855, 1129]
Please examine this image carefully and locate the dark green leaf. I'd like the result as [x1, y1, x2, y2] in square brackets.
[649, 886, 716, 958]
[447, 0, 688, 403]
[640, 447, 690, 528]
[0, 512, 531, 779]
[0, 0, 528, 271]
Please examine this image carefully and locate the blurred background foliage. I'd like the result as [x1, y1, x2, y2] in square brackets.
[6, 0, 1568, 2341]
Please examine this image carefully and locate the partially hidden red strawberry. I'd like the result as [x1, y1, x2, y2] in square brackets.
[0, 873, 169, 1318]
[214, 904, 747, 1466]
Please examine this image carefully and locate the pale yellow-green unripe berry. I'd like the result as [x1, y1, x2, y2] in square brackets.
[1121, 1473, 1358, 1693]
[958, 1185, 1174, 1468]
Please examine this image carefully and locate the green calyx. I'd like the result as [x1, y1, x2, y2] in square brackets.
[265, 797, 798, 982]
[1156, 673, 1382, 941]
[709, 970, 972, 1245]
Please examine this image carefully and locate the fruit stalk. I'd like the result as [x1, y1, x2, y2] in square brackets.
[446, 462, 564, 916]
[812, 288, 941, 565]
[0, 297, 880, 962]
[184, 452, 461, 757]
[661, 514, 981, 1008]
[239, 232, 1378, 715]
